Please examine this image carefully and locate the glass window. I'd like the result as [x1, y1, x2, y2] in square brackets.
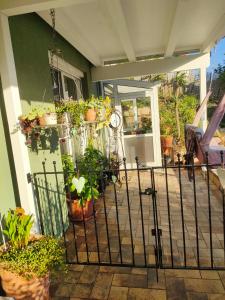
[121, 97, 152, 135]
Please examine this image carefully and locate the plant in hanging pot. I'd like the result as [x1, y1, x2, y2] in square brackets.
[18, 107, 41, 134]
[0, 208, 65, 300]
[66, 175, 99, 222]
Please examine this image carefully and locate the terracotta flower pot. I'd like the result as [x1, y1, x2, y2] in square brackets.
[0, 269, 50, 300]
[66, 198, 94, 222]
[85, 109, 97, 122]
[39, 113, 57, 126]
[161, 136, 173, 155]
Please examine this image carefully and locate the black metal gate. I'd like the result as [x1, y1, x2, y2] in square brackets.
[32, 153, 225, 274]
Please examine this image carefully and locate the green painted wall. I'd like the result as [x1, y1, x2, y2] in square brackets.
[5, 13, 93, 234]
[0, 81, 19, 214]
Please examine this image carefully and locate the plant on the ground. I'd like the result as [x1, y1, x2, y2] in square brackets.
[61, 154, 75, 192]
[0, 209, 66, 279]
[2, 208, 33, 249]
[77, 145, 109, 188]
[69, 175, 99, 206]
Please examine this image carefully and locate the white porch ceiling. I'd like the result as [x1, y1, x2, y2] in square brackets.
[37, 0, 225, 66]
[1, 0, 225, 67]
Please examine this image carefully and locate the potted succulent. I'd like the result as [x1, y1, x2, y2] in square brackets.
[66, 175, 99, 222]
[0, 208, 65, 300]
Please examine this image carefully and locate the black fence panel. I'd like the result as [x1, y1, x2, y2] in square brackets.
[31, 152, 225, 271]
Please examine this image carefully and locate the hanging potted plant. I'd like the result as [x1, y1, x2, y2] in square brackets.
[66, 175, 99, 222]
[18, 108, 41, 134]
[0, 208, 65, 300]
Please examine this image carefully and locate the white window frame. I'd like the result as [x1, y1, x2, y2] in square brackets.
[48, 51, 84, 100]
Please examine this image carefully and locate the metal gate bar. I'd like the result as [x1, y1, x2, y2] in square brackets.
[32, 151, 225, 271]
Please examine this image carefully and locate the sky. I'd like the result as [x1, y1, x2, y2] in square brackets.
[207, 37, 225, 73]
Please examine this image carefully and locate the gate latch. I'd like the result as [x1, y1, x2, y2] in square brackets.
[141, 187, 156, 196]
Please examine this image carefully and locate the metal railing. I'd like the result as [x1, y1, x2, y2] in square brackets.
[32, 152, 225, 275]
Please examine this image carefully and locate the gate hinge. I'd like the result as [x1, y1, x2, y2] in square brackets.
[27, 173, 32, 183]
[141, 187, 157, 196]
[151, 228, 162, 236]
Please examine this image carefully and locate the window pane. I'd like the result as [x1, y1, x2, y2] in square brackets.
[121, 100, 136, 135]
[51, 68, 63, 101]
[64, 76, 77, 100]
[136, 97, 152, 134]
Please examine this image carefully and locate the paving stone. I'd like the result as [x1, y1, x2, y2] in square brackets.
[186, 292, 208, 300]
[54, 284, 73, 297]
[131, 268, 148, 275]
[79, 266, 99, 284]
[148, 269, 165, 290]
[200, 271, 219, 279]
[165, 269, 201, 279]
[90, 272, 113, 299]
[208, 294, 225, 299]
[99, 266, 131, 274]
[184, 279, 225, 293]
[112, 273, 148, 288]
[70, 283, 92, 298]
[68, 264, 85, 272]
[166, 277, 188, 300]
[108, 286, 128, 300]
[128, 288, 166, 300]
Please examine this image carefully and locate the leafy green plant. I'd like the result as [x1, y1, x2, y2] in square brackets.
[61, 154, 75, 192]
[70, 176, 99, 206]
[2, 208, 33, 249]
[77, 146, 109, 188]
[56, 100, 85, 128]
[0, 236, 65, 279]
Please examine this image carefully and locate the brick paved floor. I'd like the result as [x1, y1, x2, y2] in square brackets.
[53, 167, 225, 299]
[51, 265, 225, 299]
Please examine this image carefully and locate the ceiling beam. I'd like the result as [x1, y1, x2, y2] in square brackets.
[99, 0, 136, 62]
[164, 0, 186, 57]
[202, 13, 225, 53]
[0, 0, 94, 16]
[38, 10, 101, 66]
[91, 53, 210, 82]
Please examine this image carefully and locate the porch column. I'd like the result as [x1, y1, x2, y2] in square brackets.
[0, 13, 38, 229]
[200, 67, 208, 132]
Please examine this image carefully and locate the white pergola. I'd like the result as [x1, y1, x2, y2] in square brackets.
[0, 0, 224, 217]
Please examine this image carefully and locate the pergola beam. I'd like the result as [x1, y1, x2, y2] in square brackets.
[0, 0, 93, 16]
[164, 0, 185, 57]
[202, 13, 225, 53]
[92, 53, 210, 81]
[99, 0, 136, 62]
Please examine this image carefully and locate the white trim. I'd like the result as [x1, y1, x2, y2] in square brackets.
[91, 53, 210, 81]
[39, 10, 101, 66]
[48, 51, 84, 79]
[0, 13, 38, 230]
[148, 87, 162, 166]
[200, 67, 207, 132]
[165, 0, 184, 57]
[0, 0, 94, 16]
[201, 13, 225, 53]
[99, 0, 135, 62]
